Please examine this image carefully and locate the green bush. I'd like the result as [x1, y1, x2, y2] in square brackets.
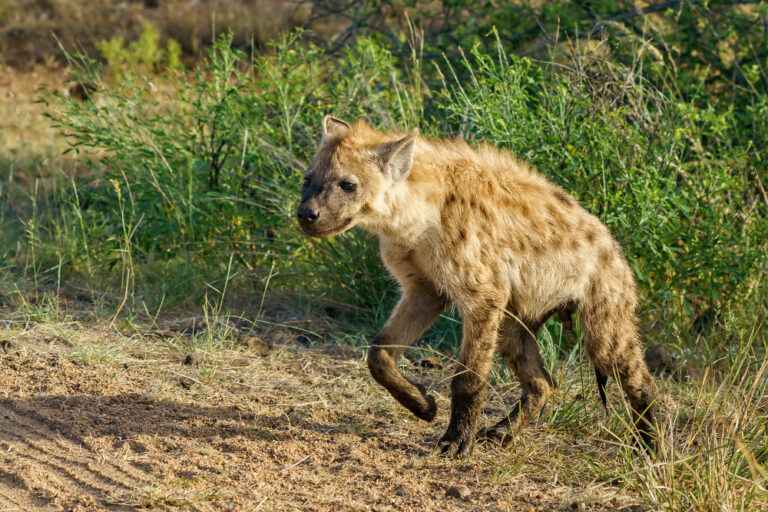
[44, 30, 767, 349]
[436, 42, 767, 342]
[97, 22, 183, 75]
[47, 33, 418, 311]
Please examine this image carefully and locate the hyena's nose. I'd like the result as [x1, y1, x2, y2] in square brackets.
[297, 205, 319, 223]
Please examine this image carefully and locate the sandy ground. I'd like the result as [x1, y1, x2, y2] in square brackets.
[0, 319, 645, 512]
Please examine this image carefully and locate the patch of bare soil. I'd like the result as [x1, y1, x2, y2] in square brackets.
[0, 325, 640, 511]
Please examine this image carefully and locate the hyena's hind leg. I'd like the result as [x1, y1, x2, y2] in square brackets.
[581, 281, 656, 450]
[478, 317, 555, 446]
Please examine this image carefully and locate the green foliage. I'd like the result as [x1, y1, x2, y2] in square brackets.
[97, 22, 183, 75]
[44, 21, 768, 348]
[166, 38, 183, 71]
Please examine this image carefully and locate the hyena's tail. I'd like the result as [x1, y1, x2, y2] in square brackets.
[557, 303, 609, 408]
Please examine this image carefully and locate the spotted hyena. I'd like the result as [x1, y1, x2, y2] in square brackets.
[297, 115, 656, 456]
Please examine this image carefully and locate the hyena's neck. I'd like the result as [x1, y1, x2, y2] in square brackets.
[362, 175, 443, 247]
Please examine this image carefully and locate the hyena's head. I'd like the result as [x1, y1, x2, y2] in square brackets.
[297, 115, 416, 237]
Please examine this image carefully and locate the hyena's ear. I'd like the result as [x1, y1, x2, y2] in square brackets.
[377, 131, 417, 182]
[322, 115, 351, 141]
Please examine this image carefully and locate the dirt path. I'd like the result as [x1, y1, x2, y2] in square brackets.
[0, 398, 149, 511]
[0, 326, 640, 511]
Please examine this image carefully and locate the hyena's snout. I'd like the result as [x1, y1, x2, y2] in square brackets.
[297, 196, 326, 236]
[296, 197, 355, 238]
[296, 203, 320, 225]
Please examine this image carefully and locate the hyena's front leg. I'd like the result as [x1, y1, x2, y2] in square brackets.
[367, 280, 447, 421]
[438, 301, 504, 457]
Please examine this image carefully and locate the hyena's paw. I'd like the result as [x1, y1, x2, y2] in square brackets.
[413, 393, 437, 422]
[411, 382, 438, 422]
[436, 427, 475, 458]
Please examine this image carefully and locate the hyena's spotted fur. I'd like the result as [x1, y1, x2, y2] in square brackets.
[297, 116, 656, 456]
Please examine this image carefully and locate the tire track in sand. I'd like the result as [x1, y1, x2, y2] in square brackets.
[0, 400, 151, 510]
[1, 403, 153, 487]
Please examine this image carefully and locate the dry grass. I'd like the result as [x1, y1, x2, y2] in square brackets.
[0, 292, 765, 511]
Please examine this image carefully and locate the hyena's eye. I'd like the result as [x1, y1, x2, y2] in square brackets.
[339, 180, 357, 193]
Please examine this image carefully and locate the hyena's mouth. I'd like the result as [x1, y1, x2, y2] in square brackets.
[301, 218, 353, 237]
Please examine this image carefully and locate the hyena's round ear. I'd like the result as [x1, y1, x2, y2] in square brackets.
[322, 115, 351, 141]
[377, 131, 417, 182]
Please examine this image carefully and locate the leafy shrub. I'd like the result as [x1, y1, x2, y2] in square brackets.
[45, 31, 767, 348]
[97, 22, 183, 75]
